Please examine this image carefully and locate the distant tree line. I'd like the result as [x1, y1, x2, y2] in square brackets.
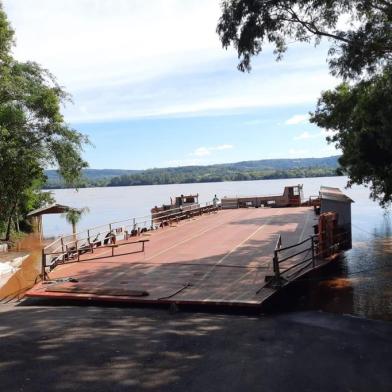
[44, 166, 339, 189]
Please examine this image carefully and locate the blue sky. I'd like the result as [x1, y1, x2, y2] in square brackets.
[4, 0, 341, 169]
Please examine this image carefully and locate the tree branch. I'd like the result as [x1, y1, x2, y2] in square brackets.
[284, 6, 351, 44]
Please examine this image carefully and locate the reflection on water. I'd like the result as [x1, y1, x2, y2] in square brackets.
[277, 213, 392, 321]
[9, 176, 392, 320]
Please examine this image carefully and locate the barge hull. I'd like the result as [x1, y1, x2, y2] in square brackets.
[26, 207, 319, 307]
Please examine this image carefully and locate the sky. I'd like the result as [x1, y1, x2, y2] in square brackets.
[3, 0, 342, 169]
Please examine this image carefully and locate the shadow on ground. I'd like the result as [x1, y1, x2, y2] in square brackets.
[0, 301, 391, 392]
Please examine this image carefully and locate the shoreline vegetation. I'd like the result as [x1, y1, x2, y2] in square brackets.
[44, 156, 340, 189]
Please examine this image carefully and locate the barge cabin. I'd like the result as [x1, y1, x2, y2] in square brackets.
[151, 194, 200, 224]
[221, 185, 304, 209]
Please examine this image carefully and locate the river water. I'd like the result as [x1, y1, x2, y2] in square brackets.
[36, 177, 392, 320]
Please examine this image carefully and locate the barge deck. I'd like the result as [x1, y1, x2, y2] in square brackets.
[26, 206, 325, 307]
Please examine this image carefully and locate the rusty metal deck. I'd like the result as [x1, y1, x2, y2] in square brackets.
[26, 207, 318, 307]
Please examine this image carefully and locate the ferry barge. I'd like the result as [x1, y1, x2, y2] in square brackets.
[26, 185, 353, 308]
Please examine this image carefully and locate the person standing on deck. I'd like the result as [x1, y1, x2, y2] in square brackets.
[213, 194, 219, 207]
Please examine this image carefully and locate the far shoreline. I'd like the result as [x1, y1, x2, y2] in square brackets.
[42, 173, 342, 191]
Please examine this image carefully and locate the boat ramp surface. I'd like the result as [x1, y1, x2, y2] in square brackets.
[25, 206, 326, 307]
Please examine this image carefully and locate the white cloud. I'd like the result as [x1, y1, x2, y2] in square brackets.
[294, 131, 320, 140]
[215, 144, 233, 151]
[192, 147, 212, 157]
[191, 144, 234, 157]
[285, 114, 309, 125]
[3, 0, 225, 91]
[320, 129, 338, 137]
[294, 131, 312, 140]
[3, 1, 336, 123]
[294, 129, 338, 140]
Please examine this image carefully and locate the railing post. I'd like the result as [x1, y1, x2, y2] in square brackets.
[87, 229, 93, 253]
[311, 236, 315, 268]
[273, 250, 280, 281]
[76, 240, 80, 262]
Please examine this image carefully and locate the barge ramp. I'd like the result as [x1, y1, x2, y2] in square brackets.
[25, 206, 332, 307]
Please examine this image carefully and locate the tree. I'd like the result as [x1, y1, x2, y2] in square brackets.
[310, 67, 392, 206]
[217, 0, 391, 77]
[217, 0, 392, 205]
[0, 4, 89, 240]
[63, 207, 90, 236]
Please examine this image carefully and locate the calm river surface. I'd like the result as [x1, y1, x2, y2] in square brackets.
[45, 177, 391, 321]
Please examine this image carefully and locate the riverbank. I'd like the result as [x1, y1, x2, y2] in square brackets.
[0, 302, 390, 392]
[0, 251, 29, 281]
[0, 235, 43, 301]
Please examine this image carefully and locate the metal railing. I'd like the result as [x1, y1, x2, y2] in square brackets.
[41, 201, 220, 279]
[270, 230, 350, 286]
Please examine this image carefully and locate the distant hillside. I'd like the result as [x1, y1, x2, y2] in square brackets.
[44, 169, 140, 188]
[44, 156, 341, 189]
[217, 156, 339, 170]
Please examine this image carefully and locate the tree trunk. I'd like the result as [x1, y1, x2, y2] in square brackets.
[14, 213, 20, 233]
[5, 203, 17, 241]
[15, 208, 20, 233]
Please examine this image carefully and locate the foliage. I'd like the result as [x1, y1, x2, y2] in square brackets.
[106, 166, 338, 187]
[311, 67, 392, 206]
[217, 0, 392, 205]
[62, 207, 90, 235]
[0, 4, 88, 240]
[44, 168, 140, 188]
[217, 0, 392, 78]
